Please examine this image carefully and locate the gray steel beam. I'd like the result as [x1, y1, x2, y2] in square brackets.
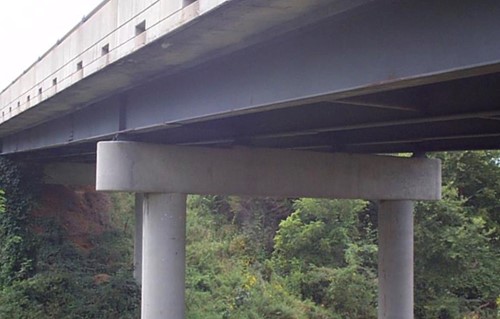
[251, 110, 500, 140]
[123, 0, 500, 131]
[246, 118, 500, 150]
[3, 0, 500, 154]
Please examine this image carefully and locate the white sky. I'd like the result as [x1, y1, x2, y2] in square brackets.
[0, 0, 104, 91]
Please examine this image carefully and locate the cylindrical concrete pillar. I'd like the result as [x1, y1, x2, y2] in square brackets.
[142, 193, 187, 319]
[378, 200, 414, 319]
[133, 193, 144, 284]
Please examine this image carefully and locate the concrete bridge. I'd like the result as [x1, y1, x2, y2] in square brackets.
[1, 0, 499, 318]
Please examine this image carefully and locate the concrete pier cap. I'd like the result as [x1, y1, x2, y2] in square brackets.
[96, 141, 441, 200]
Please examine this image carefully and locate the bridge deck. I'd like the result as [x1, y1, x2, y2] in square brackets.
[1, 0, 499, 160]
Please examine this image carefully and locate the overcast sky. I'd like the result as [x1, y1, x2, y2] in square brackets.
[0, 0, 103, 90]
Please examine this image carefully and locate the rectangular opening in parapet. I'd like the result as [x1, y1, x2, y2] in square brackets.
[27, 95, 30, 102]
[38, 87, 42, 95]
[183, 0, 197, 7]
[135, 21, 146, 36]
[102, 44, 109, 56]
[53, 78, 57, 86]
[77, 61, 83, 71]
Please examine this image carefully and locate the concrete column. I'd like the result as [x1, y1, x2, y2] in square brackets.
[133, 193, 144, 284]
[142, 193, 187, 319]
[378, 200, 414, 319]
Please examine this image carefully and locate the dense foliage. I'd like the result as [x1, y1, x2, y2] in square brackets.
[272, 199, 378, 318]
[0, 160, 140, 319]
[0, 151, 498, 318]
[186, 196, 332, 319]
[0, 158, 41, 286]
[414, 152, 500, 318]
[185, 151, 499, 318]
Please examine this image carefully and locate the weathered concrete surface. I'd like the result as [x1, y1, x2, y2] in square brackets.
[133, 193, 143, 285]
[378, 200, 414, 319]
[141, 193, 187, 319]
[96, 141, 441, 200]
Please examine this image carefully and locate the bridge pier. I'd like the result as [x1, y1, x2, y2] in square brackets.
[142, 193, 187, 319]
[378, 200, 414, 319]
[134, 193, 144, 285]
[96, 141, 440, 319]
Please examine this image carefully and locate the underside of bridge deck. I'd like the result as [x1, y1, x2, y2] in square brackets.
[2, 0, 500, 159]
[5, 70, 500, 162]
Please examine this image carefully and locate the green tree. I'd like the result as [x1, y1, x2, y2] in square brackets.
[415, 186, 500, 319]
[185, 195, 333, 319]
[436, 151, 500, 242]
[414, 153, 500, 318]
[0, 158, 41, 285]
[272, 198, 377, 318]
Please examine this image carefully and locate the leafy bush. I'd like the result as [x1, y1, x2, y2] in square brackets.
[1, 151, 499, 318]
[272, 198, 377, 318]
[0, 158, 42, 285]
[415, 186, 500, 318]
[0, 159, 140, 318]
[186, 195, 332, 319]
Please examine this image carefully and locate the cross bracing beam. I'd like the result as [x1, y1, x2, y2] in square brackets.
[43, 162, 96, 186]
